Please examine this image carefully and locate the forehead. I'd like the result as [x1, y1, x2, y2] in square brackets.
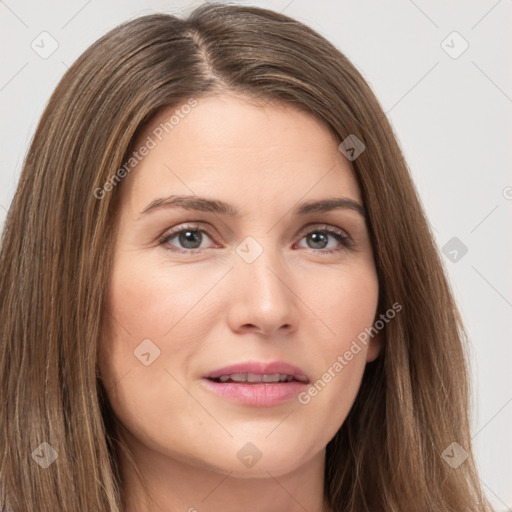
[121, 93, 362, 213]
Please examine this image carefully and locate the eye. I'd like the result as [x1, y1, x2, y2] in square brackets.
[159, 223, 216, 253]
[158, 223, 353, 254]
[295, 225, 353, 254]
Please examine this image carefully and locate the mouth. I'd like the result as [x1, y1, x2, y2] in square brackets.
[208, 373, 308, 384]
[202, 361, 309, 407]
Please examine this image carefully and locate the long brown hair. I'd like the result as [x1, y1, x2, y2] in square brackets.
[0, 4, 492, 511]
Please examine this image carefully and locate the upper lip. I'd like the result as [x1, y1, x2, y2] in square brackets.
[204, 361, 309, 383]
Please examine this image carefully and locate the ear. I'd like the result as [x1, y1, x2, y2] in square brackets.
[365, 327, 383, 363]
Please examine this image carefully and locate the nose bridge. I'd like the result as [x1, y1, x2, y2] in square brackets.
[237, 235, 289, 297]
[230, 234, 296, 330]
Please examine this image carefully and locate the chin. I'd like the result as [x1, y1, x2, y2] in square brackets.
[196, 438, 320, 479]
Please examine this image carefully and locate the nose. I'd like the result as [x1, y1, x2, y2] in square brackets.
[226, 242, 299, 337]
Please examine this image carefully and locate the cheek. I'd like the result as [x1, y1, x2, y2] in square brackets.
[311, 262, 379, 344]
[298, 263, 378, 426]
[104, 259, 175, 335]
[103, 253, 218, 343]
[97, 263, 201, 454]
[98, 257, 182, 401]
[98, 253, 222, 427]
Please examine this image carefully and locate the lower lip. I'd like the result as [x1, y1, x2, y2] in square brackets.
[202, 378, 308, 407]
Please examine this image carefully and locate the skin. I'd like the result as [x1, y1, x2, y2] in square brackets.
[99, 92, 382, 512]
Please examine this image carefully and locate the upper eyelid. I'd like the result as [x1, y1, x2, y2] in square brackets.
[163, 221, 349, 235]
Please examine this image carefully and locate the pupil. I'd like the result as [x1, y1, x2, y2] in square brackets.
[308, 232, 327, 249]
[180, 230, 201, 249]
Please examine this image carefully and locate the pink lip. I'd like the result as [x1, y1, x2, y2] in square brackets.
[202, 361, 309, 407]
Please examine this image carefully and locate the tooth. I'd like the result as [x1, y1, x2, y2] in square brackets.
[262, 374, 281, 382]
[230, 373, 247, 382]
[215, 373, 298, 383]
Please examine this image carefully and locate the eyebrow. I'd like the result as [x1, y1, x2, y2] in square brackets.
[140, 195, 366, 218]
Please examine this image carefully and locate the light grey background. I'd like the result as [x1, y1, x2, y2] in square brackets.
[1, 0, 511, 509]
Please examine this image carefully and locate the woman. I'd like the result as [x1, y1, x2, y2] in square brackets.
[0, 3, 492, 511]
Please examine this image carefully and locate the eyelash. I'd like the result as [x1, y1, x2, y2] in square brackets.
[158, 223, 353, 255]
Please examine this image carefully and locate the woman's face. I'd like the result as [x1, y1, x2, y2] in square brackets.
[99, 92, 381, 477]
